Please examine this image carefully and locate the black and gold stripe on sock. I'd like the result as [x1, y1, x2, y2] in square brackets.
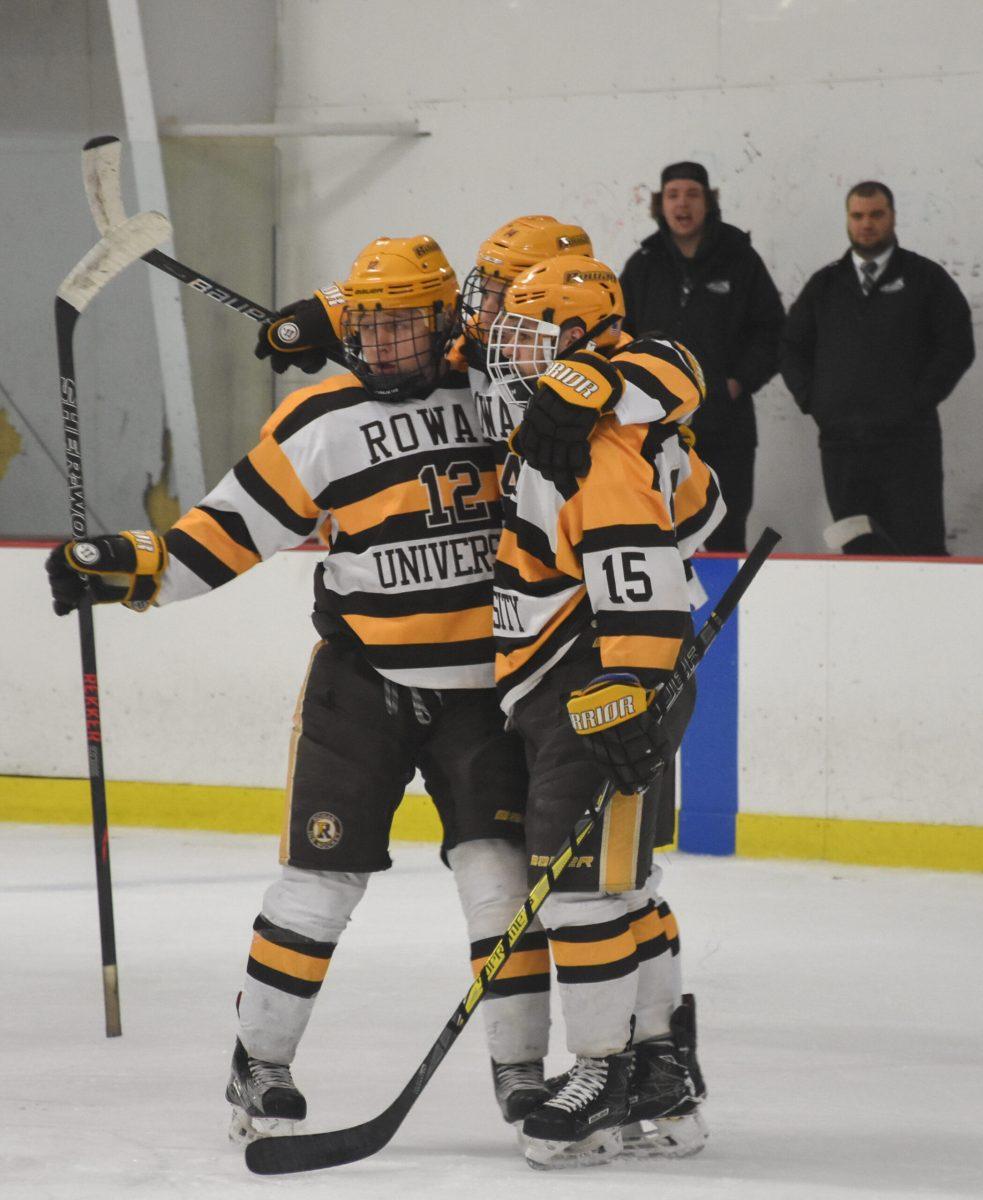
[628, 899, 680, 962]
[245, 913, 334, 998]
[470, 930, 550, 997]
[548, 913, 638, 985]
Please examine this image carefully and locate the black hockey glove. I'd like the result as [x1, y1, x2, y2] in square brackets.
[512, 350, 624, 487]
[254, 286, 343, 375]
[45, 531, 167, 616]
[566, 672, 673, 795]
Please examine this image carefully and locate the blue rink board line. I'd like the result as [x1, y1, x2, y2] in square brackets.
[679, 557, 740, 857]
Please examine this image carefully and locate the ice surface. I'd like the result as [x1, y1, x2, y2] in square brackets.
[2, 822, 982, 1199]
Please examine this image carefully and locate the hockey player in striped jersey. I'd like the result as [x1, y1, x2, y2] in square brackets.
[486, 255, 724, 1168]
[455, 216, 594, 494]
[252, 213, 598, 510]
[456, 216, 712, 623]
[44, 235, 552, 1143]
[246, 219, 716, 1156]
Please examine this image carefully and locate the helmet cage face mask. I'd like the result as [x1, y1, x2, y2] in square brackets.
[460, 218, 593, 356]
[486, 310, 561, 407]
[342, 303, 453, 402]
[460, 266, 509, 352]
[340, 235, 458, 401]
[487, 254, 624, 401]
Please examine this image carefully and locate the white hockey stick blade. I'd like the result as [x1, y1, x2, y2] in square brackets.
[82, 135, 128, 234]
[56, 212, 172, 315]
[823, 514, 873, 551]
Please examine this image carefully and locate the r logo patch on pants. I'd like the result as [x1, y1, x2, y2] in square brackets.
[307, 811, 343, 851]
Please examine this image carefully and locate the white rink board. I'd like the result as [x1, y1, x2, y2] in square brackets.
[739, 558, 983, 826]
[4, 546, 983, 829]
[3, 546, 321, 788]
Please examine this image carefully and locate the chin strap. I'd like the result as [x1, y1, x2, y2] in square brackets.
[560, 313, 622, 358]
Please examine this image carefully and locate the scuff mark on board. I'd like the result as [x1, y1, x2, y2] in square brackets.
[0, 409, 24, 483]
[143, 426, 180, 533]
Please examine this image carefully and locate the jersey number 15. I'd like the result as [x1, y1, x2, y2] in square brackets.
[601, 551, 653, 604]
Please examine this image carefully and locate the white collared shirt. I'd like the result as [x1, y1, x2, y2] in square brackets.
[852, 245, 894, 289]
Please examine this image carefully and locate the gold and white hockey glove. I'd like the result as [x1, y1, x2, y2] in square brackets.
[567, 671, 672, 794]
[255, 284, 345, 375]
[512, 349, 624, 488]
[45, 531, 167, 615]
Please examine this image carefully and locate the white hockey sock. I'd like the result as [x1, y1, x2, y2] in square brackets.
[448, 839, 550, 1063]
[624, 870, 683, 1042]
[540, 891, 637, 1058]
[237, 866, 368, 1064]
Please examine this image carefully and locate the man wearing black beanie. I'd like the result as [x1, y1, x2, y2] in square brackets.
[620, 162, 784, 552]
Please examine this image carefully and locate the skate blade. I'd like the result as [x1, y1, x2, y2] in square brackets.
[524, 1128, 622, 1170]
[620, 1110, 708, 1159]
[228, 1105, 300, 1145]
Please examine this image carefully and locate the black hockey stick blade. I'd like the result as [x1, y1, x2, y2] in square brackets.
[247, 1038, 447, 1174]
[245, 527, 781, 1175]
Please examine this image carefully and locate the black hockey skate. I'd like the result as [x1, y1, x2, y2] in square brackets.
[622, 994, 708, 1158]
[491, 1059, 550, 1124]
[522, 1051, 632, 1169]
[226, 1037, 307, 1144]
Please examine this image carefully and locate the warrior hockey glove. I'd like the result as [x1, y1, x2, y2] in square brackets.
[566, 672, 673, 794]
[45, 531, 167, 616]
[512, 350, 624, 487]
[254, 285, 345, 375]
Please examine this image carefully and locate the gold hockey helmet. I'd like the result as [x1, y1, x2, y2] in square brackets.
[341, 235, 459, 401]
[474, 216, 594, 282]
[461, 217, 594, 354]
[486, 255, 624, 403]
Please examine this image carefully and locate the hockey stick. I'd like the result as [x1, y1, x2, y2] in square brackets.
[823, 514, 901, 555]
[55, 210, 173, 1037]
[246, 526, 781, 1175]
[82, 136, 275, 323]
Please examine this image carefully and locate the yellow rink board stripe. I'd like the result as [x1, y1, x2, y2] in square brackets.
[0, 776, 443, 842]
[736, 812, 983, 873]
[1, 777, 980, 872]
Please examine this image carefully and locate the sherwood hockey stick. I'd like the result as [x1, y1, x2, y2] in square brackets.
[55, 210, 173, 1036]
[246, 526, 781, 1175]
[82, 135, 275, 323]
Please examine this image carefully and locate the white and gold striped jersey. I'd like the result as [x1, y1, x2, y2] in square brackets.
[494, 336, 725, 714]
[158, 370, 502, 689]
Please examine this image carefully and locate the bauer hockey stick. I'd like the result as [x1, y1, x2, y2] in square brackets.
[82, 135, 276, 323]
[246, 525, 782, 1175]
[55, 210, 173, 1037]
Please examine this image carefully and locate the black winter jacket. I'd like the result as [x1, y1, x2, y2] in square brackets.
[780, 246, 975, 441]
[619, 218, 785, 436]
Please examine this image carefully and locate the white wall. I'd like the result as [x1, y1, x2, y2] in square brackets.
[142, 0, 279, 486]
[272, 0, 983, 554]
[0, 0, 276, 538]
[0, 1, 157, 539]
[4, 2, 979, 549]
[5, 546, 982, 830]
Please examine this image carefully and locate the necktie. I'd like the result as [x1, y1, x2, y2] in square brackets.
[861, 260, 878, 295]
